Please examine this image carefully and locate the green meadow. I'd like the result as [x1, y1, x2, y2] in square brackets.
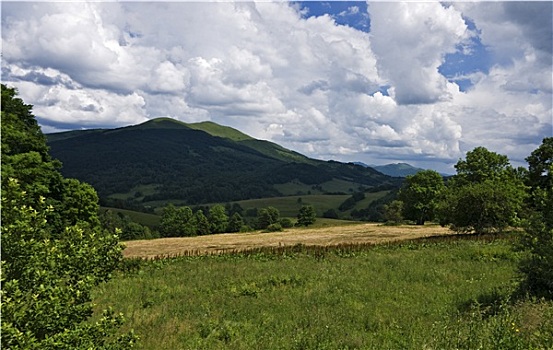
[93, 236, 553, 349]
[233, 191, 388, 218]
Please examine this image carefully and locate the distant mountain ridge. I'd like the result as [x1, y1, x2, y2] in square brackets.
[369, 163, 425, 177]
[354, 162, 449, 177]
[47, 118, 400, 207]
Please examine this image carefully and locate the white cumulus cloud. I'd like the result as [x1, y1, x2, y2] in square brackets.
[1, 1, 550, 173]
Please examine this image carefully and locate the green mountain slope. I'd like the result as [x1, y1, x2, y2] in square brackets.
[46, 118, 399, 206]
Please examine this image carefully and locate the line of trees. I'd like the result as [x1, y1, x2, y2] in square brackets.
[389, 146, 530, 233]
[160, 204, 244, 237]
[159, 204, 317, 236]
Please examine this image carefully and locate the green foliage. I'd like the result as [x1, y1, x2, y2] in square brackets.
[1, 85, 135, 349]
[441, 180, 526, 234]
[193, 210, 211, 236]
[1, 85, 49, 159]
[322, 208, 339, 219]
[227, 213, 245, 233]
[518, 192, 553, 298]
[439, 147, 527, 234]
[256, 207, 280, 230]
[352, 189, 399, 222]
[526, 137, 553, 191]
[160, 204, 196, 237]
[398, 170, 444, 225]
[209, 204, 229, 234]
[517, 138, 553, 298]
[296, 205, 317, 227]
[338, 191, 365, 211]
[383, 200, 404, 224]
[454, 146, 511, 184]
[99, 210, 156, 240]
[265, 223, 283, 232]
[279, 217, 294, 228]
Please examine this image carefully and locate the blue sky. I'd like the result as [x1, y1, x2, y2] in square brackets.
[2, 1, 551, 173]
[299, 1, 371, 32]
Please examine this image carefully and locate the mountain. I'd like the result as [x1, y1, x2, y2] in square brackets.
[355, 162, 451, 178]
[46, 118, 400, 207]
[371, 163, 426, 177]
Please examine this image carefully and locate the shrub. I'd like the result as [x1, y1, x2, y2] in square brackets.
[279, 218, 294, 228]
[266, 223, 283, 232]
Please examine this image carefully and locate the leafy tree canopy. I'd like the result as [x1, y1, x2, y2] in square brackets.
[518, 138, 553, 298]
[399, 170, 444, 225]
[296, 205, 317, 227]
[453, 146, 511, 184]
[1, 84, 136, 348]
[439, 146, 526, 234]
[257, 207, 280, 230]
[526, 137, 553, 192]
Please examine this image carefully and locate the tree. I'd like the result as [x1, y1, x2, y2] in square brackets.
[257, 207, 280, 230]
[296, 205, 316, 227]
[525, 137, 553, 194]
[398, 170, 445, 225]
[438, 147, 527, 234]
[383, 200, 404, 224]
[99, 209, 154, 240]
[1, 84, 136, 348]
[160, 204, 195, 237]
[227, 212, 244, 233]
[454, 146, 511, 184]
[193, 210, 211, 236]
[209, 204, 228, 234]
[518, 138, 553, 297]
[338, 191, 365, 211]
[518, 184, 553, 298]
[322, 208, 339, 219]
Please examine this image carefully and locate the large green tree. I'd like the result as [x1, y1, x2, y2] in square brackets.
[296, 205, 317, 227]
[525, 137, 553, 195]
[518, 138, 553, 297]
[192, 209, 211, 236]
[398, 170, 445, 225]
[1, 85, 136, 348]
[227, 212, 245, 233]
[209, 204, 229, 234]
[439, 147, 526, 234]
[256, 207, 280, 230]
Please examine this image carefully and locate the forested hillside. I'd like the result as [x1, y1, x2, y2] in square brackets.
[47, 118, 400, 206]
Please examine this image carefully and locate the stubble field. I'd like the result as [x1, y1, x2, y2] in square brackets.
[122, 223, 453, 258]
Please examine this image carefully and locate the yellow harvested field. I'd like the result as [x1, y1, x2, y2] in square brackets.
[123, 223, 453, 259]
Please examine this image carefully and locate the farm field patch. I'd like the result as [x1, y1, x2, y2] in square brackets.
[123, 223, 452, 258]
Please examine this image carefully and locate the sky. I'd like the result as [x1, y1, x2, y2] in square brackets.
[2, 1, 552, 173]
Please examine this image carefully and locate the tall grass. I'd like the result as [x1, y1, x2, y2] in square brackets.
[93, 237, 553, 349]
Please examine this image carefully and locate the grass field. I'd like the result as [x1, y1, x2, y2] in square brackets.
[232, 191, 389, 218]
[94, 234, 553, 349]
[109, 184, 160, 202]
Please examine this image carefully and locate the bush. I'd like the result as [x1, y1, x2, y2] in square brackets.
[279, 218, 294, 228]
[265, 223, 283, 232]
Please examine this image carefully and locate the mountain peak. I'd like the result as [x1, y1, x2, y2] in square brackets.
[135, 117, 190, 129]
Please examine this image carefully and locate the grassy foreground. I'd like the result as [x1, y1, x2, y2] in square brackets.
[93, 237, 553, 349]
